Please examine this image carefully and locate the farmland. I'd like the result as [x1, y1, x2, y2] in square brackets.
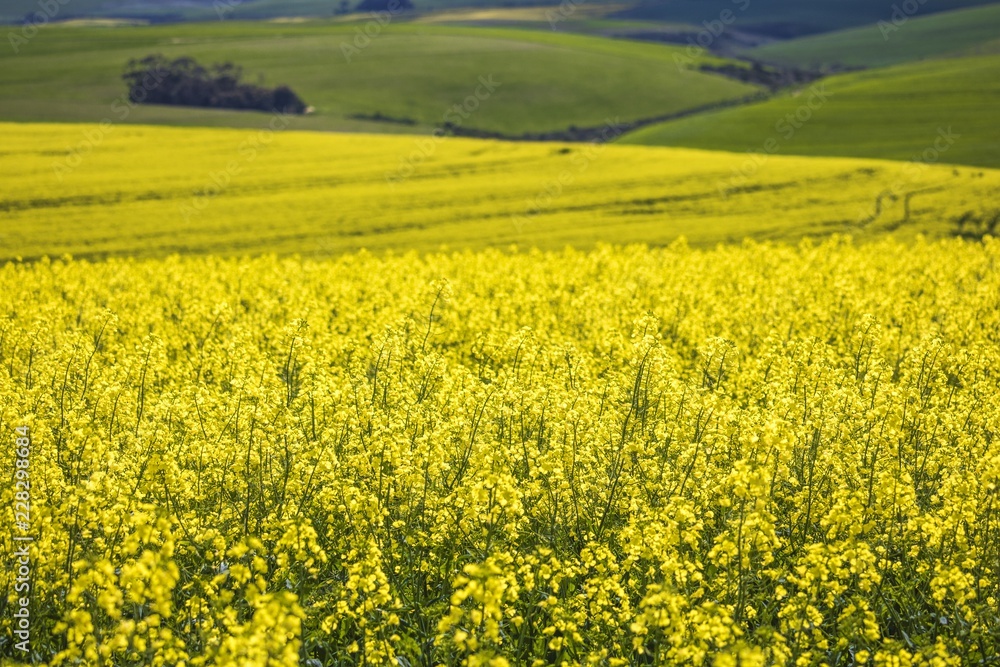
[5, 0, 997, 33]
[2, 239, 1000, 665]
[623, 54, 1000, 170]
[0, 22, 757, 136]
[746, 3, 1000, 68]
[0, 0, 586, 23]
[2, 2, 1000, 665]
[3, 122, 999, 261]
[3, 10, 998, 173]
[609, 0, 1000, 35]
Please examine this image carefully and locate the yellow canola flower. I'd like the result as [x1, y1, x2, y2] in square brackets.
[0, 238, 998, 665]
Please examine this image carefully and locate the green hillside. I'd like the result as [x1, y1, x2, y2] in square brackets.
[610, 0, 999, 37]
[2, 0, 574, 22]
[747, 3, 1000, 68]
[0, 22, 758, 136]
[622, 54, 1000, 170]
[5, 0, 998, 32]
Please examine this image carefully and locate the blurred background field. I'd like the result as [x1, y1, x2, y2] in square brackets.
[2, 122, 998, 261]
[1, 0, 998, 184]
[0, 23, 758, 136]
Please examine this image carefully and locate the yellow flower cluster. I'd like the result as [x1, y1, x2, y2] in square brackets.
[1, 237, 998, 665]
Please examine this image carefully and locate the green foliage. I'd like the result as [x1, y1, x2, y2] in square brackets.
[122, 54, 309, 114]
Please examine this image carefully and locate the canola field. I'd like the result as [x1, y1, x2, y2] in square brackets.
[3, 122, 1000, 261]
[2, 238, 999, 666]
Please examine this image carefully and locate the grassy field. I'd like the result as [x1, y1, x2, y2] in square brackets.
[412, 5, 626, 24]
[609, 0, 999, 37]
[2, 121, 998, 261]
[408, 6, 691, 37]
[0, 22, 758, 136]
[747, 3, 1000, 68]
[622, 54, 1000, 170]
[5, 0, 998, 30]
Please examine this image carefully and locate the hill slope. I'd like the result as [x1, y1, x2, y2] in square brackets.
[2, 0, 549, 22]
[5, 0, 999, 30]
[747, 3, 1000, 68]
[622, 54, 1000, 170]
[2, 122, 998, 261]
[0, 22, 758, 136]
[610, 0, 1000, 37]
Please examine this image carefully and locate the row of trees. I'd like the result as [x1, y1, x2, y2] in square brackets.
[123, 55, 309, 114]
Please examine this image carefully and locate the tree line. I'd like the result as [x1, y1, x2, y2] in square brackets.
[122, 55, 309, 115]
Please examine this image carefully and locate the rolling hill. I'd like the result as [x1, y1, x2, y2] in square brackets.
[0, 1, 631, 23]
[0, 22, 759, 136]
[746, 2, 1000, 68]
[2, 122, 998, 261]
[5, 0, 999, 32]
[622, 53, 1000, 170]
[2, 0, 544, 23]
[610, 0, 1000, 38]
